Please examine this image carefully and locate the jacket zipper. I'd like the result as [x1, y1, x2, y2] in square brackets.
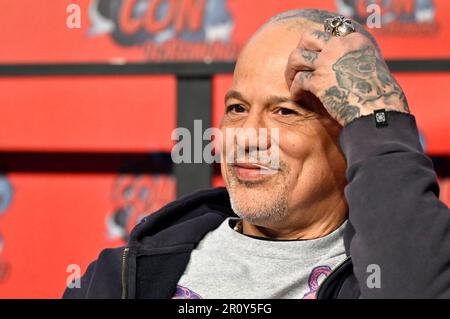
[121, 247, 130, 299]
[316, 255, 352, 299]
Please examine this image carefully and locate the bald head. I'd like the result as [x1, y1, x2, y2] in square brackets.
[233, 10, 330, 109]
[233, 20, 307, 99]
[237, 8, 379, 72]
[263, 8, 378, 47]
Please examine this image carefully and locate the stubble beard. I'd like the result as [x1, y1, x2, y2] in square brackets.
[226, 163, 290, 225]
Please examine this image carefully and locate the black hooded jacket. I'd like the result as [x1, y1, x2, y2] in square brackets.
[63, 112, 450, 299]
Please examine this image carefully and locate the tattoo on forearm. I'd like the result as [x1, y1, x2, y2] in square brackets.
[321, 86, 361, 125]
[322, 46, 410, 125]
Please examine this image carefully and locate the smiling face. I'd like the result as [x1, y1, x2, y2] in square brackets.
[220, 21, 348, 234]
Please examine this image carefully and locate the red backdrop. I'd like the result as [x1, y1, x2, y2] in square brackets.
[0, 0, 449, 298]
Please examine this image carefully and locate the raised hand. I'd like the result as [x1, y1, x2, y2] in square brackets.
[285, 25, 410, 126]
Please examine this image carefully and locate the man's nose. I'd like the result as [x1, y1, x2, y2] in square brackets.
[236, 111, 272, 152]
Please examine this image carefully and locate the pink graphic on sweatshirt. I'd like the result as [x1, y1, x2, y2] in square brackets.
[172, 285, 203, 299]
[302, 265, 332, 299]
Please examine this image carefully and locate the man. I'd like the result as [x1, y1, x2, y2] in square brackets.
[63, 9, 450, 299]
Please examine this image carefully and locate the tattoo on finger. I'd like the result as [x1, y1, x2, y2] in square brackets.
[321, 86, 361, 125]
[299, 71, 313, 85]
[312, 29, 331, 42]
[301, 49, 319, 63]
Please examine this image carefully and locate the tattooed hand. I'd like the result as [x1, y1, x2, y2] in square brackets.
[285, 25, 409, 126]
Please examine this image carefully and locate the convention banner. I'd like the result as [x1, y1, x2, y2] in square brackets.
[0, 0, 449, 63]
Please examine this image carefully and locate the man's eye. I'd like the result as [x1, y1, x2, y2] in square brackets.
[227, 104, 246, 113]
[276, 107, 298, 116]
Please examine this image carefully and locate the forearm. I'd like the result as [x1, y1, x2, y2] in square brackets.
[341, 111, 450, 298]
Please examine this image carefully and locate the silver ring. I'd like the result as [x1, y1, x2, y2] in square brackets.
[324, 16, 355, 37]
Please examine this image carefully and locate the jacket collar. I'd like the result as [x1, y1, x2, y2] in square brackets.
[128, 187, 236, 249]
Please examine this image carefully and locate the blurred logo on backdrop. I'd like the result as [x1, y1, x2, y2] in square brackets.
[88, 0, 240, 61]
[0, 176, 13, 214]
[106, 173, 175, 242]
[0, 174, 13, 283]
[336, 0, 438, 35]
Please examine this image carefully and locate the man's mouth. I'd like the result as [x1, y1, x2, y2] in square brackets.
[231, 162, 279, 181]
